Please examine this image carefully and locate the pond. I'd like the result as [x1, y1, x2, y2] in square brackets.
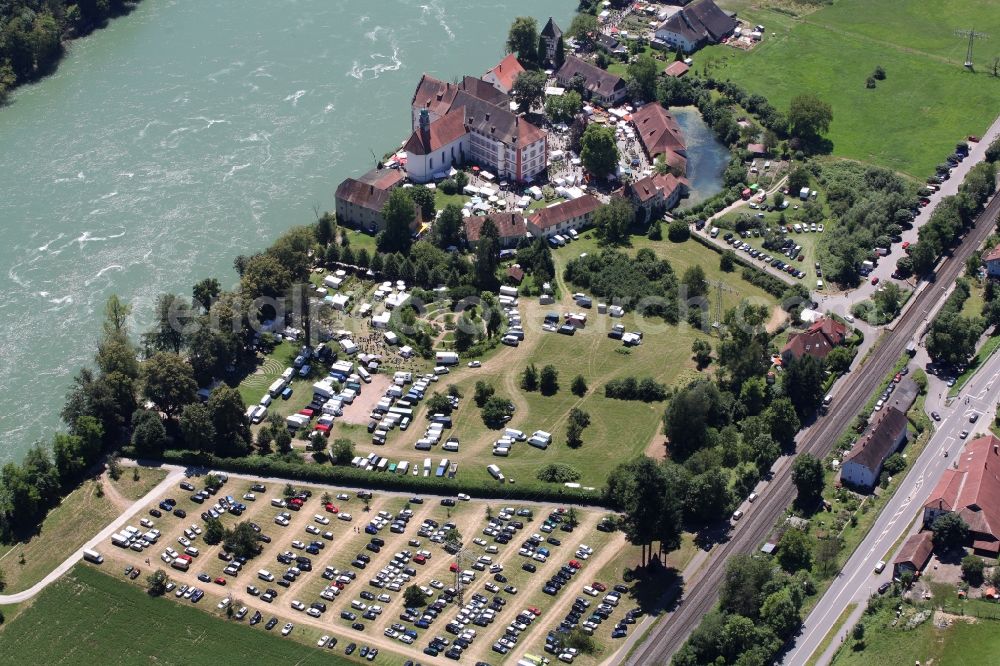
[671, 106, 732, 208]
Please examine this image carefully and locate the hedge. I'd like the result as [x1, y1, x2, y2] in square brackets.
[154, 450, 607, 506]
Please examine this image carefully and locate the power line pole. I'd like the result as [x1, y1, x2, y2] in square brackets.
[956, 28, 989, 69]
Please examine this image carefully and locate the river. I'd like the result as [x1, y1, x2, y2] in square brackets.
[0, 0, 576, 464]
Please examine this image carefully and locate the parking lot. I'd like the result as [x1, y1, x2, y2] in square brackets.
[97, 474, 630, 664]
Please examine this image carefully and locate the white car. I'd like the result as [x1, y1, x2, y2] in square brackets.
[291, 540, 305, 549]
[314, 514, 330, 525]
[337, 493, 349, 500]
[317, 635, 331, 648]
[217, 597, 231, 610]
[338, 513, 353, 522]
[468, 361, 481, 368]
[281, 622, 294, 636]
[457, 493, 471, 501]
[305, 525, 320, 535]
[748, 492, 758, 503]
[243, 492, 256, 501]
[291, 600, 305, 611]
[178, 536, 191, 547]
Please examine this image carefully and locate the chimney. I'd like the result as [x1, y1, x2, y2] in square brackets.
[419, 108, 431, 147]
[994, 444, 998, 456]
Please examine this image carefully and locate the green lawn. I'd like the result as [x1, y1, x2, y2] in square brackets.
[107, 466, 168, 501]
[0, 565, 362, 665]
[0, 479, 117, 594]
[949, 332, 1000, 397]
[704, 0, 1000, 177]
[433, 189, 470, 211]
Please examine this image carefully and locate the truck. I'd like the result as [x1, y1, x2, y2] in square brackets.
[435, 351, 459, 366]
[82, 548, 104, 564]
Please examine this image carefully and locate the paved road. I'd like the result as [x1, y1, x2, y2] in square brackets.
[627, 183, 1000, 665]
[0, 468, 185, 604]
[786, 346, 1000, 665]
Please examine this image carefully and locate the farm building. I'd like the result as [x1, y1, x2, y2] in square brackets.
[923, 434, 1000, 556]
[893, 532, 933, 578]
[664, 61, 689, 78]
[654, 0, 737, 53]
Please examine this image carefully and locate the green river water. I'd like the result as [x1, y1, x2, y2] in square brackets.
[0, 0, 727, 464]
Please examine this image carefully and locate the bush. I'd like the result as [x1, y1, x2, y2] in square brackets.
[536, 463, 582, 483]
[481, 396, 514, 430]
[605, 376, 667, 401]
[438, 178, 458, 195]
[667, 219, 690, 242]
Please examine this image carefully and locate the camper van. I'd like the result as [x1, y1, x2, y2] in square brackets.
[83, 548, 104, 564]
[357, 366, 371, 383]
[504, 428, 526, 441]
[487, 464, 505, 482]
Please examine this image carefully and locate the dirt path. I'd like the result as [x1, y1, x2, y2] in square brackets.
[100, 469, 133, 514]
[765, 305, 787, 334]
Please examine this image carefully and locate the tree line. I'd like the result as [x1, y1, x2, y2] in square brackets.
[0, 0, 141, 104]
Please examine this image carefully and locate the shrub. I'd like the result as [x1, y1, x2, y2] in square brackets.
[536, 463, 582, 483]
[667, 219, 690, 242]
[605, 376, 667, 401]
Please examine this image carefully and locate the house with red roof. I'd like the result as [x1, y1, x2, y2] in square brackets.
[464, 212, 528, 249]
[526, 196, 601, 239]
[840, 407, 908, 490]
[923, 434, 1000, 556]
[780, 317, 848, 362]
[631, 103, 688, 175]
[615, 172, 688, 221]
[410, 74, 508, 131]
[984, 243, 1000, 277]
[482, 54, 525, 94]
[664, 61, 690, 78]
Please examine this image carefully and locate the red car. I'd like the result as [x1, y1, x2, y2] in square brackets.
[213, 577, 227, 586]
[449, 563, 459, 572]
[527, 606, 541, 616]
[324, 503, 339, 513]
[871, 276, 879, 285]
[568, 560, 581, 569]
[592, 582, 607, 592]
[901, 241, 910, 250]
[413, 554, 427, 564]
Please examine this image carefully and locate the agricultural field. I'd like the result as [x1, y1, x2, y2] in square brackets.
[707, 0, 1000, 177]
[0, 564, 354, 666]
[0, 479, 118, 594]
[89, 474, 635, 665]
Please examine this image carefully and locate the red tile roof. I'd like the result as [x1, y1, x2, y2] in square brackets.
[528, 195, 601, 231]
[506, 265, 525, 284]
[984, 243, 1000, 263]
[403, 110, 469, 156]
[631, 103, 687, 174]
[781, 317, 847, 360]
[411, 74, 508, 120]
[555, 56, 626, 100]
[485, 54, 525, 92]
[620, 173, 686, 204]
[842, 406, 908, 473]
[747, 143, 767, 155]
[924, 434, 1000, 544]
[893, 532, 933, 571]
[335, 169, 404, 213]
[664, 61, 689, 77]
[464, 212, 528, 243]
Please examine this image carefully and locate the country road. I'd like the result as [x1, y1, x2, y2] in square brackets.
[627, 178, 1000, 664]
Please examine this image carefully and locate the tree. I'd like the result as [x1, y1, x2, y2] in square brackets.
[540, 365, 559, 395]
[569, 14, 598, 48]
[224, 522, 262, 559]
[330, 438, 354, 465]
[474, 217, 501, 290]
[787, 94, 833, 146]
[719, 553, 775, 619]
[434, 204, 463, 249]
[103, 294, 131, 339]
[146, 569, 169, 596]
[239, 253, 291, 300]
[667, 219, 689, 242]
[378, 188, 415, 254]
[571, 375, 588, 397]
[791, 453, 824, 508]
[481, 396, 513, 429]
[927, 311, 984, 366]
[144, 293, 191, 353]
[554, 35, 565, 68]
[825, 346, 854, 374]
[593, 196, 634, 244]
[521, 363, 539, 391]
[130, 409, 168, 456]
[787, 165, 810, 194]
[192, 277, 221, 311]
[207, 385, 251, 457]
[962, 554, 985, 586]
[932, 512, 969, 551]
[681, 265, 708, 298]
[692, 339, 712, 368]
[684, 469, 733, 523]
[782, 354, 826, 417]
[404, 584, 427, 607]
[626, 55, 659, 102]
[663, 380, 727, 460]
[512, 70, 546, 112]
[474, 381, 495, 407]
[407, 184, 435, 221]
[425, 392, 454, 416]
[761, 587, 801, 639]
[720, 250, 736, 272]
[605, 457, 684, 566]
[580, 124, 619, 179]
[776, 528, 813, 572]
[203, 516, 226, 545]
[647, 219, 662, 241]
[506, 17, 538, 65]
[179, 403, 216, 453]
[544, 90, 583, 123]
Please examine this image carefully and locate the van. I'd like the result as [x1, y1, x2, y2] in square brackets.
[82, 548, 104, 564]
[710, 227, 719, 238]
[184, 546, 200, 557]
[433, 366, 450, 375]
[504, 428, 526, 441]
[357, 367, 371, 383]
[271, 498, 287, 508]
[259, 569, 275, 582]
